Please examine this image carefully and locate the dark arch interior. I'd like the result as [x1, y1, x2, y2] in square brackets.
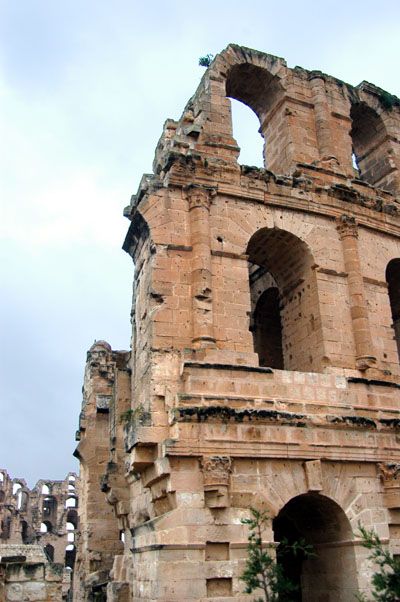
[65, 545, 76, 569]
[252, 287, 283, 368]
[67, 508, 78, 529]
[386, 259, 400, 361]
[247, 228, 321, 372]
[273, 494, 356, 602]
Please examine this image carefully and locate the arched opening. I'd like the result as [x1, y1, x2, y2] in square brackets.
[12, 482, 22, 495]
[273, 493, 358, 601]
[230, 98, 264, 167]
[386, 259, 400, 361]
[16, 490, 28, 511]
[44, 543, 54, 562]
[226, 63, 284, 171]
[67, 509, 78, 530]
[0, 472, 4, 483]
[65, 496, 77, 508]
[350, 102, 392, 191]
[252, 287, 283, 368]
[40, 521, 53, 533]
[65, 544, 76, 569]
[41, 484, 50, 495]
[21, 520, 31, 544]
[43, 496, 57, 523]
[247, 228, 322, 372]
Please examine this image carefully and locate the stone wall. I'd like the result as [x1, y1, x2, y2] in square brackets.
[0, 544, 63, 602]
[74, 44, 400, 601]
[0, 470, 79, 599]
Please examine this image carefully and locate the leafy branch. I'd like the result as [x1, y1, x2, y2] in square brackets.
[357, 524, 400, 601]
[241, 508, 314, 602]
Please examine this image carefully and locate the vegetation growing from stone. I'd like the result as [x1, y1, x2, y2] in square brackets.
[198, 54, 214, 67]
[241, 508, 314, 602]
[357, 524, 400, 601]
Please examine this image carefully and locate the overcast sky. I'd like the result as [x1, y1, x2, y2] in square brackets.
[1, 0, 399, 487]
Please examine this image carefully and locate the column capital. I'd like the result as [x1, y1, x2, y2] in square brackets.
[185, 184, 217, 211]
[336, 214, 358, 239]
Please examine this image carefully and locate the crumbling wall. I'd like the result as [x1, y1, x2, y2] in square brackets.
[0, 469, 79, 599]
[75, 44, 400, 601]
[0, 544, 63, 602]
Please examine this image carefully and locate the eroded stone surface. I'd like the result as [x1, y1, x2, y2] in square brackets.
[73, 44, 400, 601]
[0, 471, 79, 600]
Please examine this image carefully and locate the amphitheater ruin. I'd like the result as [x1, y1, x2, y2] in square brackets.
[3, 44, 400, 601]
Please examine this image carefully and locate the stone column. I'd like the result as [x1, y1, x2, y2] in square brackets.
[337, 215, 376, 370]
[187, 185, 216, 349]
[310, 74, 336, 162]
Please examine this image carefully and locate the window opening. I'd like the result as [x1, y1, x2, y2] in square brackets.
[247, 228, 322, 372]
[13, 483, 22, 495]
[65, 545, 76, 569]
[350, 102, 392, 191]
[40, 521, 52, 533]
[386, 259, 400, 361]
[230, 98, 264, 167]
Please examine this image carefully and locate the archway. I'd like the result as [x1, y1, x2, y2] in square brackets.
[226, 63, 284, 171]
[247, 228, 323, 372]
[273, 493, 358, 601]
[386, 259, 400, 361]
[350, 102, 392, 191]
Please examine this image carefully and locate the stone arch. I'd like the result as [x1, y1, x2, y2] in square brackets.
[225, 62, 285, 169]
[65, 544, 76, 569]
[66, 509, 78, 529]
[350, 101, 392, 190]
[247, 227, 324, 371]
[42, 495, 57, 522]
[273, 493, 359, 601]
[386, 258, 400, 361]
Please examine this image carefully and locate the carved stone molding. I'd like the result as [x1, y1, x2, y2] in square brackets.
[185, 185, 216, 211]
[201, 456, 232, 487]
[201, 456, 232, 508]
[378, 462, 400, 483]
[336, 214, 358, 239]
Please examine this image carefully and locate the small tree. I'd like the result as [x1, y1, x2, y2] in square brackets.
[357, 524, 400, 601]
[241, 508, 314, 602]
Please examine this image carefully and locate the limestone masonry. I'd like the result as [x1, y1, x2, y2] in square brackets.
[0, 469, 79, 600]
[73, 44, 400, 601]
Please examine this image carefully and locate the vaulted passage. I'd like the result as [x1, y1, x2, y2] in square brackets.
[252, 287, 283, 368]
[273, 494, 358, 601]
[247, 228, 323, 372]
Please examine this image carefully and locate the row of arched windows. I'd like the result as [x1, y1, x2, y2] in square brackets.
[247, 227, 400, 372]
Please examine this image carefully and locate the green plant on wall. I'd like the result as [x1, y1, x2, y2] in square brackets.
[241, 508, 314, 602]
[119, 405, 145, 425]
[356, 524, 400, 601]
[199, 54, 214, 67]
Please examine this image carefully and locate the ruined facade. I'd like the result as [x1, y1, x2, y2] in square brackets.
[0, 469, 79, 599]
[74, 45, 400, 600]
